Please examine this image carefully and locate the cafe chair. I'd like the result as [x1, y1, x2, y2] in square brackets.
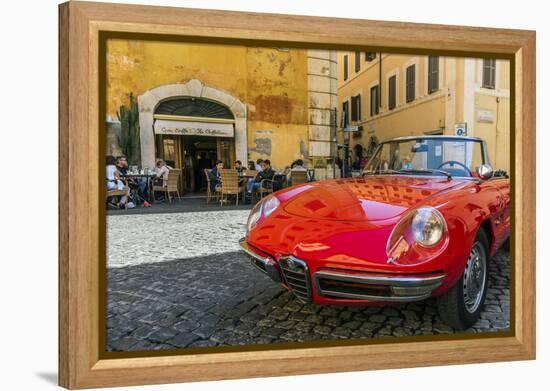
[219, 169, 243, 206]
[289, 170, 308, 186]
[106, 178, 129, 209]
[152, 169, 181, 203]
[204, 169, 220, 204]
[259, 178, 274, 199]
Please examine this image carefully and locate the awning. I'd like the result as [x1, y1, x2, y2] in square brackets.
[153, 119, 234, 138]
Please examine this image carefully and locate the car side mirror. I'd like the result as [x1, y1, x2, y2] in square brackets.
[477, 164, 493, 180]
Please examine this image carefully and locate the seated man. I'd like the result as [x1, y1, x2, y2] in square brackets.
[234, 160, 245, 174]
[209, 160, 224, 193]
[247, 159, 275, 196]
[286, 158, 310, 182]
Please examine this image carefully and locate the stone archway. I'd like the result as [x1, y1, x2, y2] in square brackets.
[137, 79, 247, 168]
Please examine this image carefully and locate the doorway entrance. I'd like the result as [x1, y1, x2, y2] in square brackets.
[153, 97, 237, 194]
[156, 135, 235, 193]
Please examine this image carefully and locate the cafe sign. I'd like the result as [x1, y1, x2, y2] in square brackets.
[153, 119, 234, 138]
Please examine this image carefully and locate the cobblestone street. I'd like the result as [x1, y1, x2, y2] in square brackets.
[106, 209, 510, 352]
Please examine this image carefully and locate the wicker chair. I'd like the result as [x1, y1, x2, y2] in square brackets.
[219, 169, 243, 206]
[259, 178, 275, 199]
[204, 169, 220, 204]
[289, 170, 308, 186]
[152, 169, 181, 203]
[106, 179, 129, 209]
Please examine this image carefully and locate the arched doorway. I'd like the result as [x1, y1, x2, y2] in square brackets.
[137, 80, 248, 194]
[153, 97, 236, 193]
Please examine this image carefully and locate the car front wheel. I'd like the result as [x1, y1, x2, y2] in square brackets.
[437, 229, 489, 330]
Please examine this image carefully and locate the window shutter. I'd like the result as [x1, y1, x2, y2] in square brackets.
[406, 65, 415, 103]
[370, 86, 379, 116]
[342, 101, 349, 128]
[351, 95, 358, 121]
[343, 55, 348, 81]
[482, 59, 496, 89]
[355, 51, 361, 72]
[428, 56, 439, 93]
[388, 75, 396, 110]
[357, 94, 362, 121]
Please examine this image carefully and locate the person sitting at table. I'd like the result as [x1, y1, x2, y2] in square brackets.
[234, 160, 245, 174]
[155, 159, 173, 184]
[209, 160, 224, 193]
[255, 158, 264, 172]
[246, 159, 274, 199]
[106, 155, 127, 208]
[115, 156, 128, 176]
[286, 158, 310, 183]
[247, 160, 256, 171]
[153, 159, 173, 201]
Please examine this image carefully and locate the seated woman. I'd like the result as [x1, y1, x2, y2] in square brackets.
[106, 155, 127, 208]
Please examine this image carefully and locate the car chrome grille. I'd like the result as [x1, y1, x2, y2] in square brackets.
[279, 256, 311, 303]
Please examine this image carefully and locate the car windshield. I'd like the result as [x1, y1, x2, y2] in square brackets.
[364, 138, 486, 178]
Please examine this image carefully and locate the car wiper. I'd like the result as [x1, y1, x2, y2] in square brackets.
[399, 168, 452, 179]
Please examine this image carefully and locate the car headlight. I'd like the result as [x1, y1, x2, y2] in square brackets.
[410, 207, 446, 247]
[246, 196, 280, 233]
[262, 195, 280, 217]
[247, 202, 262, 233]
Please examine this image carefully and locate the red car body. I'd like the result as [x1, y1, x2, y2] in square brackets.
[240, 137, 510, 310]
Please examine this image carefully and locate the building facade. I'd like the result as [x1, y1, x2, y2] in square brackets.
[337, 52, 510, 173]
[106, 40, 338, 192]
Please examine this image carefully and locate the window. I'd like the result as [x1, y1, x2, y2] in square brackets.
[388, 75, 397, 110]
[428, 56, 439, 93]
[365, 52, 376, 62]
[482, 58, 496, 89]
[343, 55, 348, 81]
[355, 51, 361, 72]
[370, 85, 380, 116]
[341, 100, 349, 128]
[351, 94, 362, 121]
[406, 64, 415, 103]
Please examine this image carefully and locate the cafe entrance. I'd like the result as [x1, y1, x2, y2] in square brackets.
[153, 97, 236, 194]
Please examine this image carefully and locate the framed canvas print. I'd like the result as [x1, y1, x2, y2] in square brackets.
[58, 1, 536, 389]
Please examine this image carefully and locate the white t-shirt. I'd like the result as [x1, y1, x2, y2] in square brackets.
[106, 164, 118, 181]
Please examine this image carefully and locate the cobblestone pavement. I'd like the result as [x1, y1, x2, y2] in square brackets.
[107, 210, 248, 267]
[106, 210, 510, 352]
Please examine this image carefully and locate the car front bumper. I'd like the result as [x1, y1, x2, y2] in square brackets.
[239, 238, 446, 304]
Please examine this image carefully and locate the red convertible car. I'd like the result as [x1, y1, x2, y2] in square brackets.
[240, 136, 510, 330]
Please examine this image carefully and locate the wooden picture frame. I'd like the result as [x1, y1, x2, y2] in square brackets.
[59, 1, 536, 388]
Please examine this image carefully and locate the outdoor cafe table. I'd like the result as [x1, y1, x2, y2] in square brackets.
[122, 173, 157, 202]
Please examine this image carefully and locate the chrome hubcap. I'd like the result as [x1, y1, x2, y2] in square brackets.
[463, 242, 487, 314]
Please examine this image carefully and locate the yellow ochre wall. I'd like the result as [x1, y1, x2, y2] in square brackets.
[106, 40, 309, 169]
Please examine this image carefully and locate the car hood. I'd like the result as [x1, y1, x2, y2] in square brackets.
[281, 176, 469, 222]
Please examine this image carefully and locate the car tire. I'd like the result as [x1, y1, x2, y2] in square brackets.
[437, 229, 489, 330]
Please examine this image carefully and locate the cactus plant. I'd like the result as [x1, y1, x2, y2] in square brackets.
[116, 92, 141, 165]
